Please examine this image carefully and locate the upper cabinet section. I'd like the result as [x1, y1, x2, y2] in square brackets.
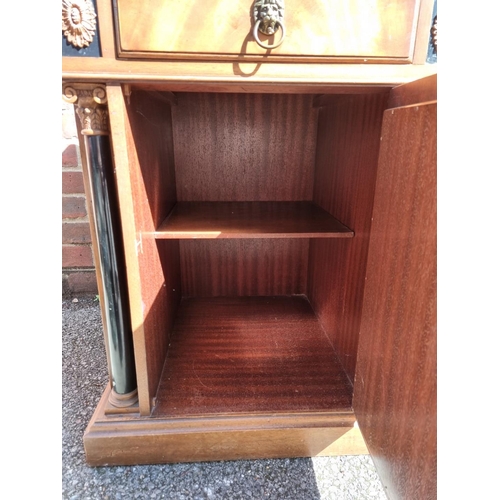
[114, 0, 434, 63]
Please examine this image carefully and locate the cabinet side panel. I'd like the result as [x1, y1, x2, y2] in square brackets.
[180, 239, 308, 297]
[126, 90, 178, 227]
[111, 87, 181, 413]
[108, 84, 150, 413]
[172, 93, 317, 202]
[126, 91, 181, 408]
[353, 103, 436, 500]
[308, 93, 388, 382]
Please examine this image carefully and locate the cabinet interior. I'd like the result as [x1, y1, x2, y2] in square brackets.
[118, 86, 389, 417]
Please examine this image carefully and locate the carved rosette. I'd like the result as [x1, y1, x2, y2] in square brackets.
[63, 84, 109, 136]
[62, 0, 97, 49]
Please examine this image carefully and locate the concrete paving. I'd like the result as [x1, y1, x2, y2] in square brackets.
[62, 295, 387, 499]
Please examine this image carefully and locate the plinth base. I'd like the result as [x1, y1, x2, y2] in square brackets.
[83, 384, 368, 466]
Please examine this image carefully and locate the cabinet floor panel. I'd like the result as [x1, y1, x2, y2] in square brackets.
[153, 296, 353, 417]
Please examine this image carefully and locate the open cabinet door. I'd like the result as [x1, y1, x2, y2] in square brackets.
[353, 74, 437, 500]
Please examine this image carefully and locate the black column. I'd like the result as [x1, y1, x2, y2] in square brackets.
[85, 135, 138, 402]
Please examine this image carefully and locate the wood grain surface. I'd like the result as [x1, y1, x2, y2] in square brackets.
[85, 384, 367, 465]
[156, 201, 353, 238]
[171, 93, 317, 201]
[124, 90, 183, 413]
[63, 56, 437, 90]
[308, 93, 388, 383]
[387, 74, 437, 109]
[153, 296, 353, 417]
[115, 0, 420, 62]
[109, 86, 181, 414]
[179, 239, 308, 297]
[353, 101, 437, 500]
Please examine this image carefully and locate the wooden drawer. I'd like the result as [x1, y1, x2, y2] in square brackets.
[114, 0, 433, 63]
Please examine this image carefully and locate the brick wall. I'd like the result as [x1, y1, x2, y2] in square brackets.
[62, 103, 98, 296]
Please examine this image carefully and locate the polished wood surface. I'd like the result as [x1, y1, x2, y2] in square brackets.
[353, 100, 436, 500]
[125, 90, 177, 228]
[62, 56, 437, 90]
[124, 89, 182, 414]
[171, 93, 317, 201]
[115, 0, 421, 63]
[154, 296, 353, 417]
[68, 0, 438, 477]
[388, 73, 437, 108]
[85, 385, 368, 466]
[308, 93, 388, 383]
[179, 239, 308, 297]
[95, 0, 116, 58]
[156, 201, 353, 238]
[313, 90, 387, 108]
[108, 85, 181, 414]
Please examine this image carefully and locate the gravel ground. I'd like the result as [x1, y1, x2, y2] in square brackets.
[62, 296, 388, 500]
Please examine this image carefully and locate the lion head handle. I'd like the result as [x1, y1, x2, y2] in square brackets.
[253, 0, 285, 36]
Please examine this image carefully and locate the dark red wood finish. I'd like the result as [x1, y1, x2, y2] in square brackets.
[156, 201, 353, 238]
[353, 101, 437, 500]
[179, 239, 309, 298]
[171, 93, 318, 201]
[124, 90, 181, 403]
[153, 296, 353, 417]
[308, 93, 388, 382]
[126, 90, 177, 226]
[387, 74, 437, 109]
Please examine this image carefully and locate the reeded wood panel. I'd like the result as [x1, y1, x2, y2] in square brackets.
[115, 0, 423, 63]
[171, 93, 317, 201]
[308, 93, 388, 382]
[109, 86, 181, 414]
[353, 102, 437, 500]
[179, 239, 308, 297]
[154, 296, 353, 417]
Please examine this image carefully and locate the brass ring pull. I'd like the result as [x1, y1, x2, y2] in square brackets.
[252, 0, 285, 50]
[252, 19, 285, 49]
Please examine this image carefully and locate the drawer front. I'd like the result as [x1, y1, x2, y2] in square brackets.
[114, 0, 428, 63]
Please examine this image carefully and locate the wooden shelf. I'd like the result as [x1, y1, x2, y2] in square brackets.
[153, 296, 353, 417]
[155, 201, 354, 239]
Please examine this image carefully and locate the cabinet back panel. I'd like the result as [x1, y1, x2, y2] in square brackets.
[171, 93, 317, 201]
[308, 93, 388, 382]
[180, 239, 308, 297]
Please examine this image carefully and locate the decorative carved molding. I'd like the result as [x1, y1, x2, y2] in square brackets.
[431, 15, 437, 54]
[62, 83, 109, 136]
[62, 0, 97, 49]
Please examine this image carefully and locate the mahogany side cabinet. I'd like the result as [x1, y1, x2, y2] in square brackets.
[62, 0, 437, 498]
